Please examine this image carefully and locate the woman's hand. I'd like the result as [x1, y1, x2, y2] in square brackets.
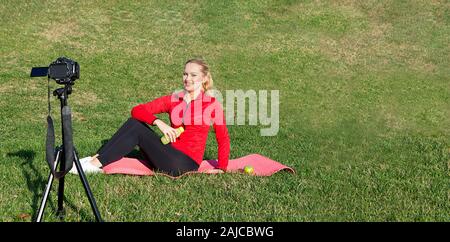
[153, 119, 178, 143]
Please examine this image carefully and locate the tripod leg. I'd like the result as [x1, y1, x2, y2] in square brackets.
[56, 152, 66, 220]
[36, 150, 61, 222]
[73, 149, 103, 222]
[56, 178, 65, 220]
[57, 105, 73, 220]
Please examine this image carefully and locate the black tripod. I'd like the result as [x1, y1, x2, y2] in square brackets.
[36, 84, 102, 222]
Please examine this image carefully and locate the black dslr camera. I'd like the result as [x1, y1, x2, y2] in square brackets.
[31, 56, 79, 84]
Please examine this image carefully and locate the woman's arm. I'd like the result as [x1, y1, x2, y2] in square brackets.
[212, 102, 230, 172]
[131, 95, 180, 142]
[131, 95, 171, 125]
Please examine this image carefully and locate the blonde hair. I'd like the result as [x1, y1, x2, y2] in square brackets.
[185, 58, 214, 92]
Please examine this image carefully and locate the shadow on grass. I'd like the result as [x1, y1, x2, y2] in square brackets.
[7, 150, 48, 221]
[8, 150, 94, 221]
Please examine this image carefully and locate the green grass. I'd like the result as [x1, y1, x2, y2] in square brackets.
[1, 0, 449, 221]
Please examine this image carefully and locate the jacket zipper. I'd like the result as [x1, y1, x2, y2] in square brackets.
[181, 100, 191, 125]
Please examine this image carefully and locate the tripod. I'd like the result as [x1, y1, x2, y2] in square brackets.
[36, 84, 102, 222]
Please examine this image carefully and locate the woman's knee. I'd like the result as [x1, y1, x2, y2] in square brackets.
[127, 118, 153, 130]
[126, 117, 142, 125]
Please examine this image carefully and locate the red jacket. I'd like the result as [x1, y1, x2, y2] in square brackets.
[131, 90, 230, 171]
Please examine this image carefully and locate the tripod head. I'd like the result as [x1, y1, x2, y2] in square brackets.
[53, 84, 73, 107]
[54, 85, 72, 96]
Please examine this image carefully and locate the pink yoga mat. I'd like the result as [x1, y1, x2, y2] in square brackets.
[102, 153, 295, 179]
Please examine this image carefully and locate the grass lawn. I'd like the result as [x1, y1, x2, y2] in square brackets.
[0, 0, 449, 221]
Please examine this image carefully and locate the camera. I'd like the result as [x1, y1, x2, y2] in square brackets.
[48, 57, 80, 84]
[30, 56, 80, 85]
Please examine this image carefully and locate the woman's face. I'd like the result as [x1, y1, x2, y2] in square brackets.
[183, 63, 205, 93]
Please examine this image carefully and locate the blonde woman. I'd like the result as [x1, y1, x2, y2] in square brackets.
[72, 59, 230, 176]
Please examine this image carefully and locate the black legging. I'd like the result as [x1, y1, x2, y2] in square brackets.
[96, 118, 199, 176]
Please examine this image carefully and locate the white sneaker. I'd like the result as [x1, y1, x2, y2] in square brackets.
[69, 156, 102, 175]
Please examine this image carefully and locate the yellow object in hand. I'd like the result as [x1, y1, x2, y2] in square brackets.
[161, 127, 184, 145]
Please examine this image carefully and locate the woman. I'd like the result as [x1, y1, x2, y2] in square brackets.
[72, 58, 230, 176]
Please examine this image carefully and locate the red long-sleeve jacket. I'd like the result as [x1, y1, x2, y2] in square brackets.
[131, 90, 230, 171]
